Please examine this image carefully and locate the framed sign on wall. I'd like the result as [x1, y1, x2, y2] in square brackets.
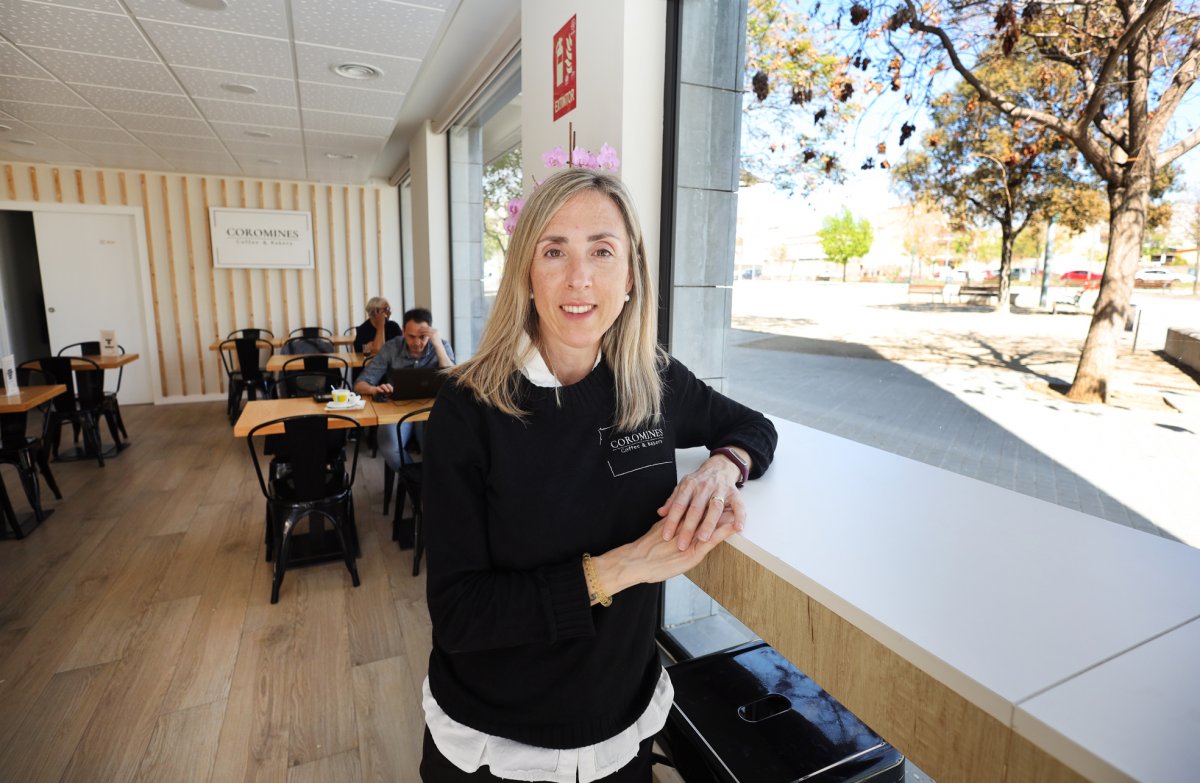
[209, 208, 314, 269]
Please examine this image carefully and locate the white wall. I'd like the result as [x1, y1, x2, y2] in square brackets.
[521, 0, 666, 276]
[408, 121, 452, 327]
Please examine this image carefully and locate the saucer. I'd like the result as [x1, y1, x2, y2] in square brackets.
[325, 399, 365, 411]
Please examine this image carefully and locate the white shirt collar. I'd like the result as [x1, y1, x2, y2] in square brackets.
[517, 333, 601, 388]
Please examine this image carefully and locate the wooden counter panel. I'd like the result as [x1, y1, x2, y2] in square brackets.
[688, 541, 1013, 783]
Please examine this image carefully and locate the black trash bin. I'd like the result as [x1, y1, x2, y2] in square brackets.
[660, 641, 905, 783]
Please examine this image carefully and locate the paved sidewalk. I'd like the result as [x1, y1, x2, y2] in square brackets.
[725, 281, 1200, 547]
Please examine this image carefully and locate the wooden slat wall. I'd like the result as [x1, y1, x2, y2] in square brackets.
[1, 161, 401, 400]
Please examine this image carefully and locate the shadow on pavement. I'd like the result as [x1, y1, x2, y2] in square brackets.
[726, 329, 1181, 544]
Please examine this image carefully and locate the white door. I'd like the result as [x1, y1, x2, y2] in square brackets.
[32, 211, 152, 404]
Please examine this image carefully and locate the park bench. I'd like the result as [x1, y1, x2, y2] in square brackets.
[957, 284, 1001, 303]
[1051, 286, 1099, 314]
[907, 283, 946, 302]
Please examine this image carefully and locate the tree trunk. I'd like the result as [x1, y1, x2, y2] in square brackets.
[1066, 165, 1152, 403]
[842, 261, 847, 282]
[997, 223, 1013, 313]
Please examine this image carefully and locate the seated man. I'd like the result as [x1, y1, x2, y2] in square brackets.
[354, 307, 454, 470]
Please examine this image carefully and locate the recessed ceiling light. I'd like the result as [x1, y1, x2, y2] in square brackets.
[332, 62, 383, 80]
[220, 82, 258, 95]
[257, 158, 281, 165]
[324, 152, 356, 160]
[181, 0, 229, 10]
[10, 139, 36, 145]
[245, 130, 272, 138]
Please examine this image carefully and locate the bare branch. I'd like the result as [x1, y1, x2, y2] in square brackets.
[1143, 31, 1200, 158]
[1076, 0, 1172, 138]
[1160, 127, 1200, 167]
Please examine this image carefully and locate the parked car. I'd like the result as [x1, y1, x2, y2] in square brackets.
[1059, 270, 1102, 283]
[1135, 268, 1187, 284]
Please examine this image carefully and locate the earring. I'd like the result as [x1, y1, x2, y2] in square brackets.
[624, 293, 630, 302]
[529, 291, 534, 299]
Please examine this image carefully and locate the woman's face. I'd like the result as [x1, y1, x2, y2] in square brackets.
[530, 190, 633, 364]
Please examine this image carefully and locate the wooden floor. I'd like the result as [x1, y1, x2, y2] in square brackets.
[0, 402, 432, 782]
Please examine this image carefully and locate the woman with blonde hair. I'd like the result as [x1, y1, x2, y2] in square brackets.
[354, 295, 400, 357]
[421, 168, 776, 782]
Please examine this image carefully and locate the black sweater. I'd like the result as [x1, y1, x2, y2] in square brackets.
[422, 356, 777, 749]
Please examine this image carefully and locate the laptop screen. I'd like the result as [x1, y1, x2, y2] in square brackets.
[387, 367, 445, 400]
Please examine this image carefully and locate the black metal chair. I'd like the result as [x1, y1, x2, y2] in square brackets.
[280, 335, 336, 356]
[57, 341, 128, 440]
[0, 387, 62, 535]
[227, 328, 274, 341]
[289, 326, 333, 338]
[19, 357, 114, 467]
[276, 362, 350, 400]
[0, 478, 21, 539]
[247, 414, 362, 603]
[382, 406, 432, 575]
[219, 338, 274, 424]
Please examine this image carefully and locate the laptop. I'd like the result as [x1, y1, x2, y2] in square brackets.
[386, 367, 446, 400]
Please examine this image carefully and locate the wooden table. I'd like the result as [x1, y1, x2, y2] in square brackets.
[0, 384, 66, 413]
[265, 352, 367, 372]
[25, 353, 139, 371]
[233, 397, 379, 437]
[0, 384, 66, 538]
[371, 397, 434, 425]
[208, 335, 356, 351]
[681, 416, 1200, 783]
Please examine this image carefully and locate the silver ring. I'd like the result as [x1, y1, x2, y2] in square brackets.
[711, 496, 725, 506]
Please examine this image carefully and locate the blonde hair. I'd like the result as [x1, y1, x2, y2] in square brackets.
[365, 296, 389, 317]
[452, 168, 665, 430]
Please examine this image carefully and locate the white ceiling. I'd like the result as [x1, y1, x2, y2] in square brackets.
[0, 0, 520, 184]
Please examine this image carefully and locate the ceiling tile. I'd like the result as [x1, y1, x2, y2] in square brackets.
[291, 0, 444, 59]
[123, 0, 289, 38]
[0, 125, 84, 154]
[156, 149, 239, 170]
[0, 145, 44, 163]
[0, 42, 52, 78]
[104, 110, 211, 135]
[0, 75, 88, 106]
[0, 100, 117, 127]
[210, 122, 302, 145]
[194, 98, 298, 127]
[133, 131, 226, 153]
[304, 130, 386, 156]
[172, 66, 296, 106]
[69, 84, 200, 117]
[23, 47, 182, 93]
[222, 139, 304, 157]
[298, 81, 404, 118]
[28, 121, 139, 143]
[42, 0, 126, 11]
[140, 20, 292, 78]
[404, 0, 458, 8]
[294, 42, 419, 94]
[0, 2, 157, 61]
[232, 149, 305, 168]
[237, 161, 308, 180]
[301, 108, 394, 136]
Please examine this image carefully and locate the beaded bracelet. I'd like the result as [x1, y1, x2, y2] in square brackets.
[582, 553, 612, 607]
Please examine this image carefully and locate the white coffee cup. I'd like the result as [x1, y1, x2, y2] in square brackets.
[332, 388, 352, 404]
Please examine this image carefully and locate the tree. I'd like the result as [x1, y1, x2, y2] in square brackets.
[482, 147, 523, 265]
[841, 0, 1200, 402]
[742, 0, 861, 191]
[892, 54, 1106, 311]
[818, 207, 874, 281]
[1190, 198, 1200, 294]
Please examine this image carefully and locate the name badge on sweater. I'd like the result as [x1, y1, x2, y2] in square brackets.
[599, 425, 673, 477]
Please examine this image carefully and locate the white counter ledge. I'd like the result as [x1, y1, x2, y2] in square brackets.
[681, 415, 1200, 782]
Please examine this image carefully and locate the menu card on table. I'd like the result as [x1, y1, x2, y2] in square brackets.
[2, 354, 17, 397]
[100, 330, 118, 356]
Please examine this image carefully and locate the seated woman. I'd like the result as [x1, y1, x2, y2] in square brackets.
[354, 296, 401, 357]
[420, 168, 777, 782]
